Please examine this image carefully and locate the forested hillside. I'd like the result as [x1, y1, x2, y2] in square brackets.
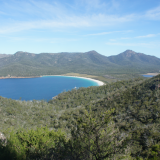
[0, 50, 160, 77]
[0, 75, 160, 159]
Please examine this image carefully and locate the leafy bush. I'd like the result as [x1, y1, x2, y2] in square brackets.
[0, 127, 66, 160]
[63, 108, 128, 160]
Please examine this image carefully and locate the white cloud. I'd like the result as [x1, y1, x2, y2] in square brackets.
[91, 14, 135, 24]
[0, 0, 137, 35]
[1, 0, 155, 35]
[29, 0, 68, 18]
[119, 33, 159, 40]
[87, 31, 116, 36]
[106, 42, 160, 47]
[6, 35, 79, 44]
[145, 6, 160, 20]
[0, 13, 135, 34]
[86, 30, 132, 36]
[0, 11, 7, 15]
[0, 18, 89, 34]
[136, 34, 156, 38]
[135, 34, 157, 38]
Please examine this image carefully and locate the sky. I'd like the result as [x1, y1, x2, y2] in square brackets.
[0, 0, 160, 57]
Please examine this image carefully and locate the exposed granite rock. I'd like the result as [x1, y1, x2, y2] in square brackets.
[0, 132, 7, 145]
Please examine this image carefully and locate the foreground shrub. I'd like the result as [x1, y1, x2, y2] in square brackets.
[63, 108, 129, 160]
[0, 127, 66, 160]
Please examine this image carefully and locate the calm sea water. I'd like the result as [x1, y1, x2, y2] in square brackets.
[142, 75, 154, 78]
[0, 76, 98, 101]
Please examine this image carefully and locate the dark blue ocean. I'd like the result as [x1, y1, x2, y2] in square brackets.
[0, 76, 98, 101]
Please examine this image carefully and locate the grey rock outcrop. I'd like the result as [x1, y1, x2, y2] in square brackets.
[0, 132, 7, 145]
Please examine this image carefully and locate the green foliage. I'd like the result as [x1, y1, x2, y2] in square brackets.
[0, 127, 66, 160]
[145, 143, 160, 160]
[1, 74, 160, 159]
[65, 108, 128, 160]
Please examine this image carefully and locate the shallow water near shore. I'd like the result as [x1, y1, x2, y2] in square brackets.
[0, 76, 98, 101]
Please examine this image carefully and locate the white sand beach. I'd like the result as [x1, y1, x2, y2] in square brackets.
[66, 76, 105, 86]
[42, 75, 105, 86]
[143, 73, 159, 76]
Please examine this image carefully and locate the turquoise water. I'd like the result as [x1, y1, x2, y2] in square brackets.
[142, 75, 154, 78]
[0, 76, 98, 101]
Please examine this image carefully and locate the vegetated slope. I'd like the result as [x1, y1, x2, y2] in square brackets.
[0, 77, 142, 132]
[1, 75, 160, 159]
[108, 50, 160, 65]
[0, 77, 145, 160]
[0, 51, 119, 76]
[93, 74, 160, 158]
[50, 74, 160, 159]
[0, 50, 160, 76]
[108, 50, 160, 72]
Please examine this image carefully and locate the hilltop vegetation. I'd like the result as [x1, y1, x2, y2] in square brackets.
[0, 74, 160, 159]
[0, 50, 160, 77]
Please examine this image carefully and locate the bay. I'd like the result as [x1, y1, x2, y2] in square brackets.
[142, 75, 154, 78]
[0, 76, 98, 101]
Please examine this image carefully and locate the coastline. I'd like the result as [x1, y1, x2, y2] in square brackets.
[42, 75, 105, 86]
[0, 75, 105, 86]
[0, 76, 40, 79]
[142, 73, 159, 76]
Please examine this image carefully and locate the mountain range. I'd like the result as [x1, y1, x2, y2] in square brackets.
[0, 50, 160, 76]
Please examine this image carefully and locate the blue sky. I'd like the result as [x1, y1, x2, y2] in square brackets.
[0, 0, 160, 57]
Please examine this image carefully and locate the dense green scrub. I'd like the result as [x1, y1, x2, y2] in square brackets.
[0, 75, 160, 159]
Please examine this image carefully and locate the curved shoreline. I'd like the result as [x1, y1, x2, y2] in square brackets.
[0, 75, 105, 86]
[42, 75, 105, 86]
[142, 73, 159, 76]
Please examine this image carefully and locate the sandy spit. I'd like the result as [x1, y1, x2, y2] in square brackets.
[143, 73, 159, 76]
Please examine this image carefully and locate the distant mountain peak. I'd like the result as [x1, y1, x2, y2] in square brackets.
[125, 49, 136, 53]
[14, 51, 26, 56]
[14, 51, 36, 57]
[85, 50, 99, 54]
[124, 50, 136, 55]
[121, 50, 142, 57]
[15, 51, 25, 54]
